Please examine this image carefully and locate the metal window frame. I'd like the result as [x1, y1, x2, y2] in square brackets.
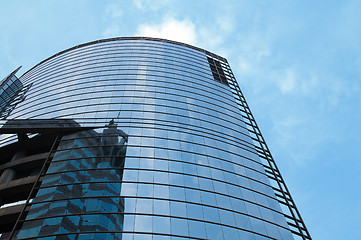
[218, 58, 312, 240]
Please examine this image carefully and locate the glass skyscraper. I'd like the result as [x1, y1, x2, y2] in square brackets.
[0, 37, 311, 240]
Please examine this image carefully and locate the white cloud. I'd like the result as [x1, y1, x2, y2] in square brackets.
[272, 115, 304, 142]
[238, 57, 251, 73]
[216, 15, 234, 33]
[234, 32, 273, 79]
[102, 1, 124, 38]
[274, 68, 320, 97]
[133, 0, 171, 11]
[198, 28, 224, 49]
[133, 0, 143, 9]
[102, 25, 121, 38]
[104, 2, 123, 19]
[136, 18, 197, 45]
[278, 69, 297, 93]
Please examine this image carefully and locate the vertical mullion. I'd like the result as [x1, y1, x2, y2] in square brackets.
[224, 60, 311, 240]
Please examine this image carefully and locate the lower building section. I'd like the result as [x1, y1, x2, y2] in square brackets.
[17, 121, 127, 239]
[0, 119, 294, 240]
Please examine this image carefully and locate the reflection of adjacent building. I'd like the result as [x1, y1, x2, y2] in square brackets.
[0, 67, 31, 120]
[0, 119, 127, 239]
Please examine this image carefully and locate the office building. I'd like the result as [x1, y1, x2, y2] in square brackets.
[0, 37, 311, 239]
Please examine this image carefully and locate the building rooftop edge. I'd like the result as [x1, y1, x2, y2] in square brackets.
[20, 36, 227, 79]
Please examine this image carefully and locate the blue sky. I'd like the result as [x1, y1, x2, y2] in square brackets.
[1, 1, 360, 239]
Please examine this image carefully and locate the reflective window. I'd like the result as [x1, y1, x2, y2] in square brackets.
[2, 39, 295, 240]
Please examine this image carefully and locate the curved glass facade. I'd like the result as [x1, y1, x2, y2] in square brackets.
[0, 38, 308, 239]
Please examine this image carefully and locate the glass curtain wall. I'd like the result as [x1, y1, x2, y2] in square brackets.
[2, 38, 294, 240]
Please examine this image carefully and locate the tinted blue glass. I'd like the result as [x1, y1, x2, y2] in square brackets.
[2, 39, 294, 239]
